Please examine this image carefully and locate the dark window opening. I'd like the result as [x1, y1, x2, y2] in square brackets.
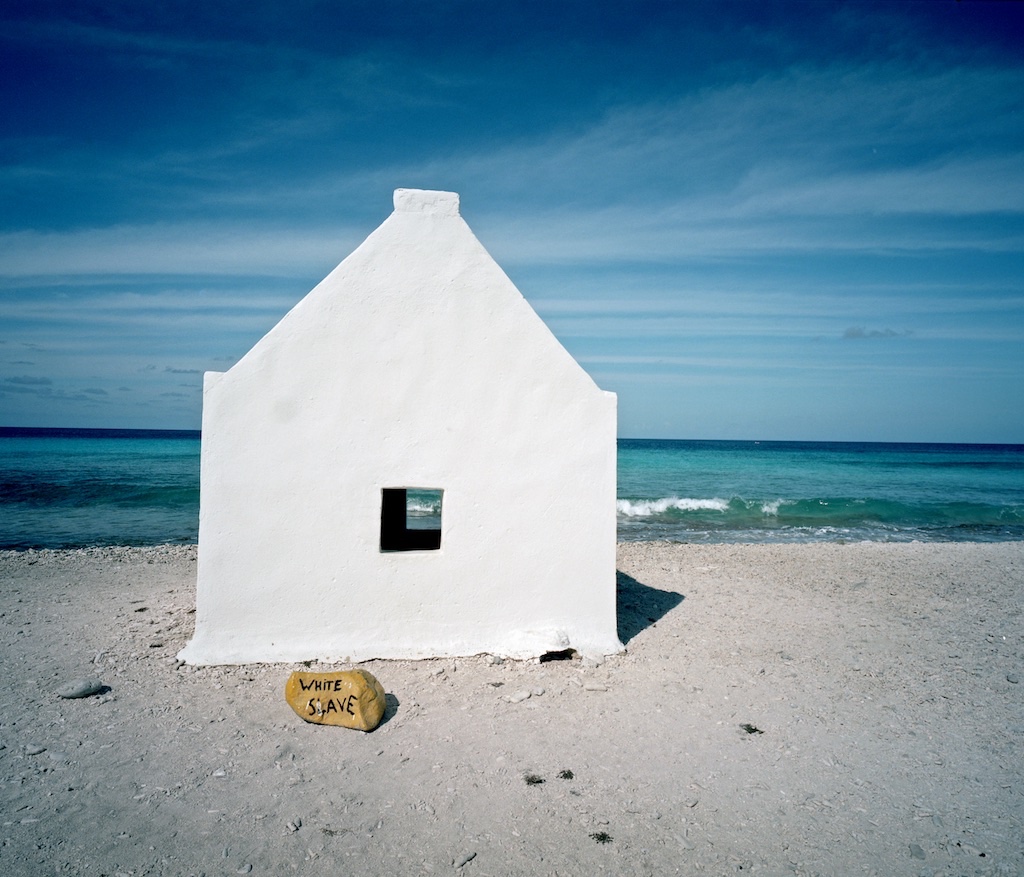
[380, 488, 443, 552]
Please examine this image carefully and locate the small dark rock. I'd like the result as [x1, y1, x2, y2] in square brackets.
[57, 678, 105, 699]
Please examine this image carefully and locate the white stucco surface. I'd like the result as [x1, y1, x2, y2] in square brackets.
[179, 189, 621, 665]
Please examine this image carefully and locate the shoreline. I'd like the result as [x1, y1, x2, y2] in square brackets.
[5, 533, 1024, 553]
[1, 542, 1021, 875]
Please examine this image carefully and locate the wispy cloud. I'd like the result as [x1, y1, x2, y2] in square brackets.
[5, 375, 52, 385]
[842, 327, 913, 340]
[0, 223, 364, 278]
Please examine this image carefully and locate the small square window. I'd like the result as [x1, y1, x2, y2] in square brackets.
[380, 488, 443, 552]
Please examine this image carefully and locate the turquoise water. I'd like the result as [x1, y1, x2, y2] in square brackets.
[0, 428, 200, 549]
[618, 439, 1024, 543]
[1, 429, 1022, 548]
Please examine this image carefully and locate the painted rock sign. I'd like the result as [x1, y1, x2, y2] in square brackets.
[284, 669, 386, 731]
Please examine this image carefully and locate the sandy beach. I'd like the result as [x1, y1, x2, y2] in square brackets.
[1, 541, 1021, 876]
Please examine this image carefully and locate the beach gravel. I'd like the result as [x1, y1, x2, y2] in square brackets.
[0, 541, 1022, 875]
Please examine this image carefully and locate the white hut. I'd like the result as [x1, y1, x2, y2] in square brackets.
[179, 189, 621, 665]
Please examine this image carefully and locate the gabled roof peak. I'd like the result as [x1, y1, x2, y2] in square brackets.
[394, 188, 460, 216]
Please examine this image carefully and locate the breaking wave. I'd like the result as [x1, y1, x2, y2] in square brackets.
[405, 500, 441, 516]
[616, 497, 730, 517]
[615, 494, 1024, 543]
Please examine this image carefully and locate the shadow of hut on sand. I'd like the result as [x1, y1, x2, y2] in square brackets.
[616, 570, 685, 645]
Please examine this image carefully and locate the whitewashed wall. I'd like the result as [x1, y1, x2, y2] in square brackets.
[179, 189, 620, 664]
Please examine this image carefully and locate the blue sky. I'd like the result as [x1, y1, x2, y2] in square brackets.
[2, 1, 1022, 442]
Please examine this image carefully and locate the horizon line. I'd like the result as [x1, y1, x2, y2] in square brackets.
[1, 426, 1021, 449]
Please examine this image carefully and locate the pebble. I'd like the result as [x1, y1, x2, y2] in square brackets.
[1007, 673, 1019, 684]
[454, 850, 477, 868]
[57, 678, 104, 699]
[531, 686, 545, 697]
[508, 690, 531, 704]
[583, 683, 608, 692]
[909, 843, 926, 860]
[237, 865, 252, 874]
[24, 743, 46, 756]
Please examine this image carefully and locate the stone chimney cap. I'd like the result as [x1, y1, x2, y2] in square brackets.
[393, 188, 461, 216]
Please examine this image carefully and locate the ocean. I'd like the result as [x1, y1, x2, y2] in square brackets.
[617, 438, 1024, 543]
[1, 428, 1022, 549]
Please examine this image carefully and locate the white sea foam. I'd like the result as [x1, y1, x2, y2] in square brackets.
[616, 497, 730, 517]
[760, 499, 785, 516]
[406, 501, 440, 515]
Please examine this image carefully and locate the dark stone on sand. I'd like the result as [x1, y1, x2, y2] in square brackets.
[57, 678, 105, 699]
